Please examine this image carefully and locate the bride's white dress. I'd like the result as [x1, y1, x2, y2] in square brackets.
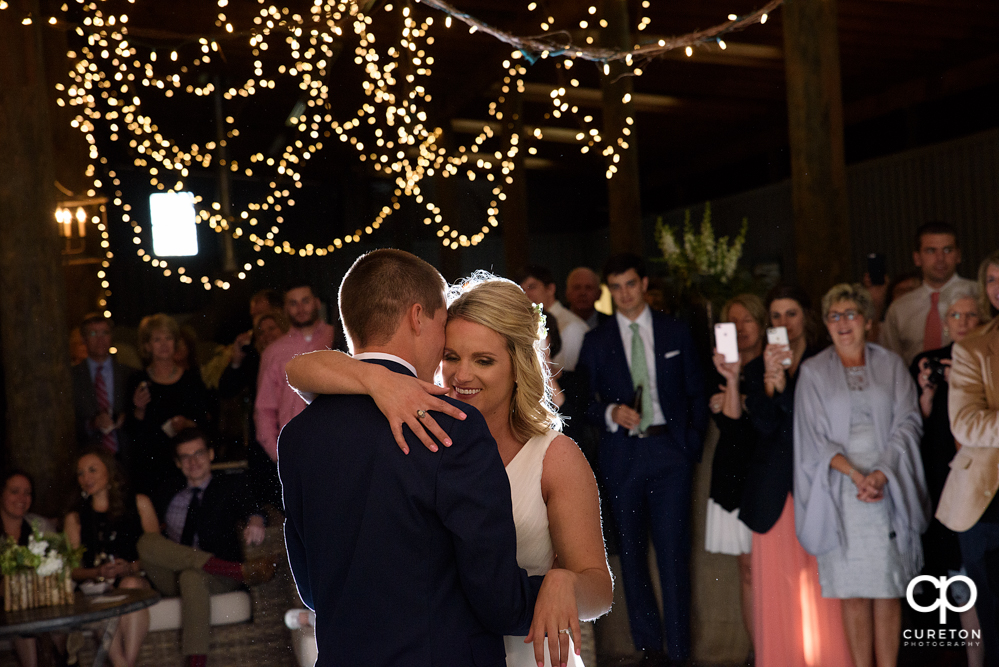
[503, 429, 585, 667]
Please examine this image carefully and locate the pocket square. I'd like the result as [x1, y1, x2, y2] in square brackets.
[664, 350, 680, 359]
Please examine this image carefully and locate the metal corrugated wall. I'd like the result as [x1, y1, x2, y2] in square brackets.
[648, 127, 999, 286]
[848, 128, 999, 281]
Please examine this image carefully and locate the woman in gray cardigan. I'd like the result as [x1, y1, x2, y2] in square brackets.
[794, 283, 929, 667]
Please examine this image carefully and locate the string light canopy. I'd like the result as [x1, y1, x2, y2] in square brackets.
[47, 0, 521, 299]
[2, 0, 782, 306]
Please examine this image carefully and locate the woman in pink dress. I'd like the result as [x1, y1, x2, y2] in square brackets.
[741, 285, 854, 666]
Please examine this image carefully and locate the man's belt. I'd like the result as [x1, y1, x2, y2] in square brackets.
[634, 424, 668, 438]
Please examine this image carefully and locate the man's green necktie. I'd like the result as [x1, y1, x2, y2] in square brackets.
[629, 322, 654, 432]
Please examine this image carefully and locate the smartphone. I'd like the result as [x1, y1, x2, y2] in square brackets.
[767, 326, 789, 346]
[767, 326, 792, 366]
[867, 253, 886, 286]
[714, 322, 739, 363]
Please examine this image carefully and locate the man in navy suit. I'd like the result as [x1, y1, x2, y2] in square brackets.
[578, 253, 707, 666]
[278, 249, 567, 667]
[71, 314, 135, 469]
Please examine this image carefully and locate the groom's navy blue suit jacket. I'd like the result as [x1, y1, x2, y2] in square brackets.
[278, 359, 542, 667]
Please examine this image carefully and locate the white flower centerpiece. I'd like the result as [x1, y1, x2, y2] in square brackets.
[1, 523, 84, 611]
[654, 202, 750, 325]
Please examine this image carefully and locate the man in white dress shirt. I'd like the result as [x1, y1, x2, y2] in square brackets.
[881, 221, 978, 365]
[518, 265, 589, 372]
[577, 254, 707, 665]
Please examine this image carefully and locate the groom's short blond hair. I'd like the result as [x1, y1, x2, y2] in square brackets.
[339, 249, 446, 351]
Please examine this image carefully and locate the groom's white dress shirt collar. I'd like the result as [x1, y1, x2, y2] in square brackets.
[353, 352, 418, 377]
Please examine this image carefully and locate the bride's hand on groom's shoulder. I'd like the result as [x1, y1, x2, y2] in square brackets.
[369, 370, 466, 455]
[525, 568, 581, 667]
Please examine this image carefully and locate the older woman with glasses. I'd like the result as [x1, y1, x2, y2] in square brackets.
[794, 283, 928, 667]
[938, 250, 999, 665]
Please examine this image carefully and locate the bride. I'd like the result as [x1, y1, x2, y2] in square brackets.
[286, 273, 612, 667]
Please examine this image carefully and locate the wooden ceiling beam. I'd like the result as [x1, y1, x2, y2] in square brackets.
[844, 52, 999, 125]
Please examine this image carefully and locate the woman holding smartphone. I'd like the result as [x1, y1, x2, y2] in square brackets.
[741, 285, 852, 666]
[706, 294, 766, 651]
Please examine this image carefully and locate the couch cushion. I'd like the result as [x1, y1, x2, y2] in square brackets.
[148, 590, 252, 632]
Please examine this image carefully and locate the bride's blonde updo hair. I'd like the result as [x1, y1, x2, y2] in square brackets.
[447, 271, 563, 443]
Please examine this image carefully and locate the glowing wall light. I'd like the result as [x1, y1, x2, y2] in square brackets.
[149, 192, 198, 256]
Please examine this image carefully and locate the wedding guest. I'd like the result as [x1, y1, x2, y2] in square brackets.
[795, 283, 928, 667]
[578, 253, 707, 665]
[939, 250, 999, 664]
[138, 428, 272, 667]
[72, 314, 132, 464]
[741, 285, 852, 667]
[910, 286, 983, 667]
[127, 314, 208, 493]
[566, 267, 607, 330]
[1, 470, 55, 667]
[881, 222, 977, 365]
[254, 281, 335, 463]
[705, 294, 765, 650]
[65, 448, 160, 667]
[174, 326, 201, 378]
[866, 270, 922, 343]
[541, 310, 565, 409]
[519, 265, 589, 373]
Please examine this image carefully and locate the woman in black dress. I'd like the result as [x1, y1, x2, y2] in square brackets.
[128, 314, 208, 493]
[64, 448, 159, 667]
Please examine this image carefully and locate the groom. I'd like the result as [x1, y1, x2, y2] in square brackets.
[279, 249, 558, 666]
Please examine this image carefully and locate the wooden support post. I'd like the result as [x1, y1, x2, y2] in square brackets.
[782, 0, 852, 299]
[501, 91, 529, 279]
[601, 0, 643, 256]
[0, 3, 76, 517]
[214, 82, 237, 273]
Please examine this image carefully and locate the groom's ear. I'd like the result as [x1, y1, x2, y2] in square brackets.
[406, 302, 424, 335]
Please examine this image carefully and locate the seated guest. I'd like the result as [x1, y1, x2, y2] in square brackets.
[939, 250, 999, 664]
[72, 314, 132, 464]
[795, 283, 928, 667]
[705, 294, 766, 649]
[1, 470, 56, 667]
[65, 448, 159, 667]
[911, 286, 982, 667]
[127, 314, 209, 494]
[137, 428, 274, 667]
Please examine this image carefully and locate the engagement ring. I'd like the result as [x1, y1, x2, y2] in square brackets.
[558, 628, 571, 635]
[416, 410, 426, 419]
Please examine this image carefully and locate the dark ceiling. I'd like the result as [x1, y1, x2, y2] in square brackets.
[51, 0, 999, 239]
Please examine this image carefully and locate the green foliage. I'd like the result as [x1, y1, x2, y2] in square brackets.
[0, 521, 84, 577]
[655, 202, 748, 288]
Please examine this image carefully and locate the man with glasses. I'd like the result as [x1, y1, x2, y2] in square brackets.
[72, 313, 133, 462]
[137, 428, 275, 667]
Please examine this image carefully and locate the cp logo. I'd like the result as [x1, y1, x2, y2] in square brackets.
[906, 575, 977, 623]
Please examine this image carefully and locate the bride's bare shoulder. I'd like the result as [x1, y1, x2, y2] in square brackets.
[541, 433, 596, 485]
